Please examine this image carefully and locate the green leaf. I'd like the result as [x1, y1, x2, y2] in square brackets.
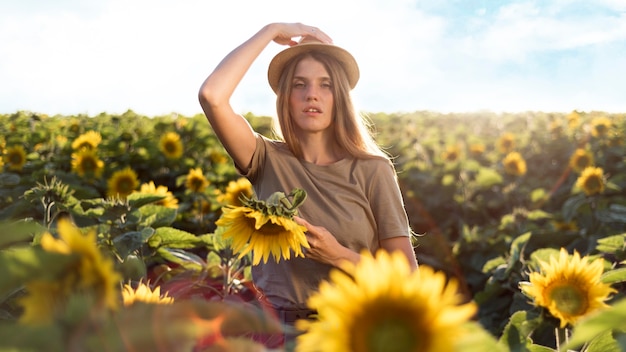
[148, 227, 202, 249]
[0, 220, 46, 249]
[126, 192, 166, 208]
[499, 310, 542, 351]
[601, 267, 626, 284]
[507, 232, 531, 274]
[475, 167, 503, 188]
[526, 210, 552, 221]
[134, 204, 177, 228]
[564, 297, 626, 350]
[584, 330, 621, 352]
[596, 234, 626, 255]
[561, 193, 588, 222]
[113, 228, 155, 259]
[596, 204, 626, 224]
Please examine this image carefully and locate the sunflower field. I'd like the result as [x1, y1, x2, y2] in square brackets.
[1, 109, 625, 351]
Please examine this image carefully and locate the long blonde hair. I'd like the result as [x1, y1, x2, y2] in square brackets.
[274, 51, 389, 161]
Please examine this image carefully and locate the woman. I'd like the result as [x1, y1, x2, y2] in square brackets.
[198, 22, 417, 325]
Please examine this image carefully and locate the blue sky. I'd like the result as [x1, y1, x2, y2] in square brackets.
[1, 0, 625, 117]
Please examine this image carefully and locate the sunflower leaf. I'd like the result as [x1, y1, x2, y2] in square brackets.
[600, 267, 626, 284]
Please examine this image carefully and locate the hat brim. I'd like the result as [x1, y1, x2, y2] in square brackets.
[267, 42, 359, 94]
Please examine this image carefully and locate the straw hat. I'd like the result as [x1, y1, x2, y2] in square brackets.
[267, 37, 360, 93]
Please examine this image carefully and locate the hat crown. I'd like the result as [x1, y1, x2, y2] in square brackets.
[267, 40, 360, 94]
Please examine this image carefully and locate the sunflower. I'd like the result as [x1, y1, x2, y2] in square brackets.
[122, 280, 174, 306]
[520, 248, 616, 328]
[215, 189, 309, 265]
[217, 177, 254, 206]
[159, 131, 184, 160]
[107, 167, 140, 199]
[502, 151, 527, 176]
[590, 116, 612, 138]
[71, 130, 102, 150]
[575, 166, 605, 196]
[135, 181, 179, 209]
[296, 250, 477, 352]
[18, 218, 121, 325]
[496, 132, 515, 154]
[441, 145, 461, 163]
[186, 167, 209, 193]
[469, 143, 485, 157]
[3, 145, 27, 171]
[71, 149, 105, 179]
[568, 148, 594, 174]
[566, 111, 580, 130]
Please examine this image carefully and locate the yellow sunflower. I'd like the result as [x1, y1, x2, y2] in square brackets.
[566, 111, 580, 130]
[19, 218, 122, 325]
[568, 148, 594, 174]
[3, 145, 27, 171]
[296, 250, 477, 352]
[159, 131, 184, 160]
[520, 248, 616, 328]
[71, 149, 105, 179]
[107, 167, 140, 199]
[496, 132, 515, 154]
[135, 181, 179, 209]
[186, 167, 209, 193]
[71, 130, 102, 150]
[217, 177, 254, 207]
[215, 189, 309, 265]
[502, 151, 527, 176]
[590, 116, 612, 138]
[575, 166, 605, 196]
[469, 143, 485, 157]
[441, 145, 461, 163]
[122, 280, 174, 306]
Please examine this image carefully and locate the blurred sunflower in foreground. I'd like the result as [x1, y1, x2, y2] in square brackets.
[71, 130, 102, 150]
[575, 166, 605, 196]
[107, 167, 139, 199]
[217, 177, 254, 207]
[296, 250, 477, 352]
[520, 248, 616, 328]
[122, 280, 174, 306]
[134, 181, 179, 209]
[216, 188, 309, 265]
[71, 149, 105, 179]
[159, 131, 184, 160]
[3, 145, 27, 171]
[18, 218, 122, 325]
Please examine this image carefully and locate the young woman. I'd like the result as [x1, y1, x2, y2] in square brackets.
[198, 22, 417, 325]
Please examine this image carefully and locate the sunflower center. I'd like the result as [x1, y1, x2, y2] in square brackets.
[366, 318, 420, 352]
[117, 178, 135, 193]
[82, 157, 96, 172]
[549, 284, 588, 316]
[258, 221, 286, 235]
[583, 176, 602, 192]
[576, 156, 590, 169]
[164, 141, 177, 153]
[9, 153, 24, 164]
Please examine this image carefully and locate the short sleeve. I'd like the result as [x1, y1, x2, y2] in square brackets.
[368, 160, 411, 240]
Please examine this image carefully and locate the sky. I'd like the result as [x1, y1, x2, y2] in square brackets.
[1, 0, 625, 118]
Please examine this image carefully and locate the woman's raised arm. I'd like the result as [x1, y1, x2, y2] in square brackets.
[198, 23, 331, 171]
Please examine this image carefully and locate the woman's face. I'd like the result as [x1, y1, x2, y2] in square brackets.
[288, 56, 334, 135]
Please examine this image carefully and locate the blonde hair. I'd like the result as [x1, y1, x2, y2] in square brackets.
[274, 51, 389, 161]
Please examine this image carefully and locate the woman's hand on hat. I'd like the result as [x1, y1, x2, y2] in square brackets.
[269, 22, 332, 47]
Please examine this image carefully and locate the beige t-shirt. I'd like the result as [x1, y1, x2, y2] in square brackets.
[242, 134, 411, 309]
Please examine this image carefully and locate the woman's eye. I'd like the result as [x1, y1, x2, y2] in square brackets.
[293, 82, 305, 88]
